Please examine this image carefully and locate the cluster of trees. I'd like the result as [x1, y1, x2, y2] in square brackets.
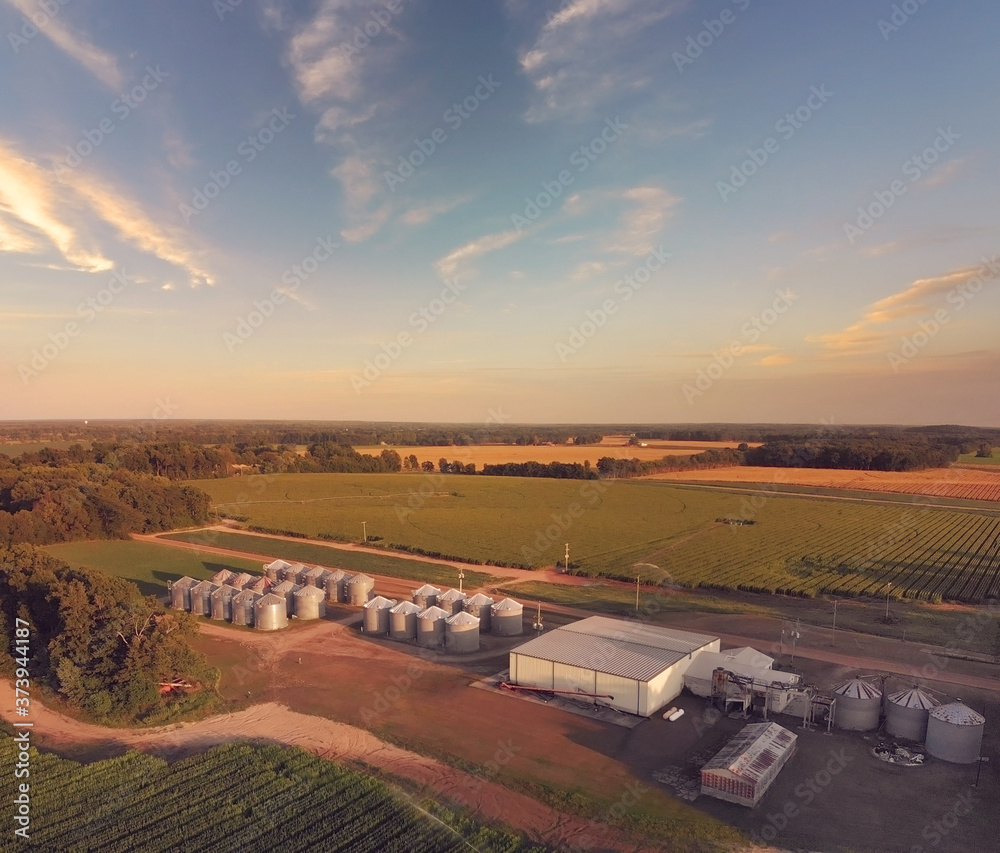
[744, 439, 959, 471]
[0, 546, 214, 722]
[596, 448, 742, 478]
[0, 457, 209, 548]
[481, 461, 597, 480]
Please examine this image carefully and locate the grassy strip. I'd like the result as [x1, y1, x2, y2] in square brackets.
[160, 529, 495, 588]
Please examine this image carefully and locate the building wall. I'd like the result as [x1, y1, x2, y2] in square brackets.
[644, 660, 691, 716]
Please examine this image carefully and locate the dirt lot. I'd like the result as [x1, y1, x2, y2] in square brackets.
[644, 465, 1000, 503]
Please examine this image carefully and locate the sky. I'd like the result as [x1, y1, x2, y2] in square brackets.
[1, 0, 998, 427]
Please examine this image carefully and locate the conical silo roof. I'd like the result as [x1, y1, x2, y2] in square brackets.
[465, 593, 494, 606]
[446, 611, 479, 626]
[492, 597, 522, 612]
[413, 583, 441, 596]
[419, 605, 449, 621]
[439, 588, 465, 601]
[888, 687, 938, 711]
[834, 677, 881, 700]
[364, 595, 396, 610]
[930, 701, 985, 726]
[390, 601, 422, 615]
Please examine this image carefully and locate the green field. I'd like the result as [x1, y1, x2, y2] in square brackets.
[0, 737, 542, 853]
[192, 473, 1000, 603]
[0, 440, 92, 456]
[960, 449, 1000, 465]
[44, 540, 264, 596]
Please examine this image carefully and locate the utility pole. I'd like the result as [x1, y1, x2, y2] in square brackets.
[885, 582, 892, 621]
[832, 599, 838, 647]
[458, 568, 465, 594]
[564, 543, 570, 574]
[362, 521, 367, 543]
[635, 575, 640, 612]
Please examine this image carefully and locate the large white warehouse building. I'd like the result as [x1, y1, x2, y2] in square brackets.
[508, 615, 720, 717]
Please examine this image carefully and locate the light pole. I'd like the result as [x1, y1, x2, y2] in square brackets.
[635, 576, 640, 612]
[362, 521, 367, 543]
[885, 582, 892, 620]
[458, 568, 465, 594]
[832, 599, 838, 647]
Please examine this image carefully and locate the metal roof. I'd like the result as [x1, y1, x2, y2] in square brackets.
[294, 585, 325, 599]
[834, 678, 882, 700]
[233, 589, 261, 603]
[465, 593, 494, 606]
[419, 606, 449, 621]
[702, 723, 797, 784]
[412, 584, 441, 595]
[263, 559, 291, 572]
[390, 601, 422, 615]
[349, 573, 374, 584]
[684, 651, 800, 687]
[492, 597, 523, 613]
[511, 617, 717, 682]
[256, 593, 285, 607]
[364, 595, 396, 610]
[930, 701, 985, 726]
[888, 687, 939, 710]
[439, 588, 466, 601]
[446, 611, 479, 626]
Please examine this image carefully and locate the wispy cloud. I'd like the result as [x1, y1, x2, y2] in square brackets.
[401, 196, 471, 226]
[434, 229, 524, 281]
[331, 154, 393, 243]
[2, 0, 122, 89]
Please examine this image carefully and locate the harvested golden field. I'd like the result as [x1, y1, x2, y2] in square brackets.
[355, 440, 750, 466]
[644, 465, 1000, 502]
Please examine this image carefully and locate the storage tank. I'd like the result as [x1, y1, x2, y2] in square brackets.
[254, 593, 289, 631]
[347, 573, 375, 606]
[491, 598, 524, 636]
[170, 577, 197, 611]
[363, 596, 397, 635]
[324, 570, 349, 603]
[231, 589, 261, 626]
[211, 569, 235, 585]
[227, 572, 255, 590]
[263, 559, 291, 581]
[248, 576, 271, 593]
[445, 611, 480, 652]
[271, 581, 302, 617]
[417, 606, 449, 647]
[886, 687, 939, 741]
[304, 566, 328, 588]
[412, 584, 441, 610]
[283, 562, 310, 584]
[189, 581, 219, 616]
[833, 678, 882, 731]
[389, 601, 421, 641]
[437, 588, 467, 616]
[294, 585, 327, 620]
[210, 585, 237, 621]
[926, 701, 985, 764]
[463, 593, 494, 633]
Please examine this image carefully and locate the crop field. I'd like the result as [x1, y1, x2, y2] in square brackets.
[645, 465, 1000, 503]
[44, 540, 264, 596]
[0, 738, 538, 853]
[190, 473, 1000, 603]
[958, 449, 1000, 466]
[0, 439, 92, 456]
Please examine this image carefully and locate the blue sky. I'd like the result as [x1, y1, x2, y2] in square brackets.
[1, 0, 998, 425]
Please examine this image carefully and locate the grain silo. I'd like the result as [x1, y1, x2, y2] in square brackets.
[437, 588, 467, 616]
[363, 596, 397, 635]
[210, 584, 237, 621]
[445, 611, 480, 652]
[463, 593, 494, 633]
[189, 581, 219, 616]
[227, 572, 255, 590]
[263, 559, 291, 581]
[412, 584, 441, 609]
[926, 701, 985, 764]
[304, 566, 328, 588]
[248, 576, 271, 593]
[211, 569, 235, 585]
[323, 570, 348, 603]
[418, 606, 449, 647]
[283, 562, 310, 584]
[833, 677, 881, 731]
[272, 581, 303, 617]
[254, 593, 289, 631]
[389, 601, 421, 640]
[231, 589, 261, 626]
[293, 585, 327, 620]
[347, 573, 375, 606]
[491, 598, 524, 636]
[886, 687, 939, 742]
[170, 577, 197, 611]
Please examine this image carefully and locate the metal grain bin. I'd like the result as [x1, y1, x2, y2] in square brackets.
[362, 596, 397, 635]
[463, 593, 494, 633]
[304, 566, 328, 588]
[248, 576, 271, 593]
[833, 678, 882, 731]
[211, 569, 235, 585]
[926, 701, 985, 764]
[231, 589, 262, 626]
[886, 687, 939, 742]
[210, 585, 237, 621]
[347, 574, 375, 606]
[270, 581, 302, 617]
[282, 562, 310, 584]
[226, 572, 255, 590]
[389, 601, 421, 641]
[445, 611, 480, 652]
[437, 588, 467, 616]
[170, 576, 197, 611]
[324, 570, 349, 603]
[417, 606, 449, 647]
[254, 593, 289, 631]
[189, 581, 219, 616]
[412, 584, 441, 610]
[491, 598, 524, 636]
[263, 559, 291, 581]
[294, 585, 327, 620]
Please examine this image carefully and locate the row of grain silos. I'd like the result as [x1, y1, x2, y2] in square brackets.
[831, 677, 985, 763]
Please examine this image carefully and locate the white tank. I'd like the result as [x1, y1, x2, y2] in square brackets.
[293, 585, 327, 620]
[347, 574, 375, 606]
[210, 585, 236, 621]
[417, 606, 449, 647]
[926, 701, 985, 764]
[491, 598, 523, 636]
[833, 678, 881, 731]
[189, 581, 218, 617]
[389, 601, 421, 641]
[463, 593, 494, 633]
[437, 588, 467, 615]
[324, 570, 349, 603]
[886, 687, 939, 741]
[363, 596, 396, 635]
[445, 611, 480, 652]
[170, 577, 196, 611]
[254, 593, 289, 631]
[263, 559, 291, 581]
[231, 589, 261, 626]
[412, 584, 441, 610]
